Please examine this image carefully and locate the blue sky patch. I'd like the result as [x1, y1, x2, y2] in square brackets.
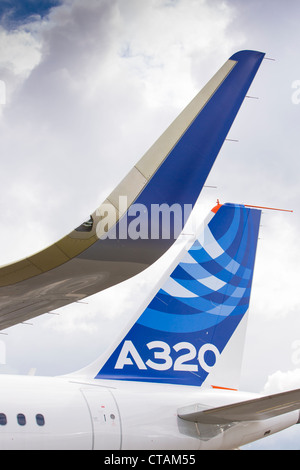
[0, 0, 62, 29]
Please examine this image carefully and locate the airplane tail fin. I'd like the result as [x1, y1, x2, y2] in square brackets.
[80, 203, 261, 388]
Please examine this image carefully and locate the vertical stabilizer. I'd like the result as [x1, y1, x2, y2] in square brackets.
[90, 203, 261, 387]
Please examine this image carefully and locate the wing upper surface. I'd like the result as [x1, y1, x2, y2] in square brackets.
[178, 389, 300, 425]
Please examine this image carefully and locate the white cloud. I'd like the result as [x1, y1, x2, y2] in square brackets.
[0, 25, 42, 110]
[0, 0, 242, 264]
[115, 0, 240, 108]
[0, 26, 41, 77]
[263, 368, 300, 394]
[249, 212, 300, 321]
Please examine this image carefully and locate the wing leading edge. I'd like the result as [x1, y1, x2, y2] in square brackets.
[0, 50, 265, 330]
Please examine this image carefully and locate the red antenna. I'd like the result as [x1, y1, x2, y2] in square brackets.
[244, 204, 293, 213]
[214, 201, 293, 213]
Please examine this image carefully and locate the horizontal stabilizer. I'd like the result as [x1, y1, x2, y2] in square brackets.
[178, 389, 300, 424]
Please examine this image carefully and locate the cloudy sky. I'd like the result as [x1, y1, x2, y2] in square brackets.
[0, 0, 300, 449]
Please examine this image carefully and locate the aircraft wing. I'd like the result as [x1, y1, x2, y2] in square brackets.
[178, 389, 300, 425]
[0, 50, 265, 330]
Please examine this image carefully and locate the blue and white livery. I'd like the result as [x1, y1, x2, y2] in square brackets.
[96, 203, 261, 387]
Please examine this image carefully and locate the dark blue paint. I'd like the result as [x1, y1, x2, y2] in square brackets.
[0, 0, 62, 28]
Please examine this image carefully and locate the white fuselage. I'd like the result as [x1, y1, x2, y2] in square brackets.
[0, 374, 297, 450]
